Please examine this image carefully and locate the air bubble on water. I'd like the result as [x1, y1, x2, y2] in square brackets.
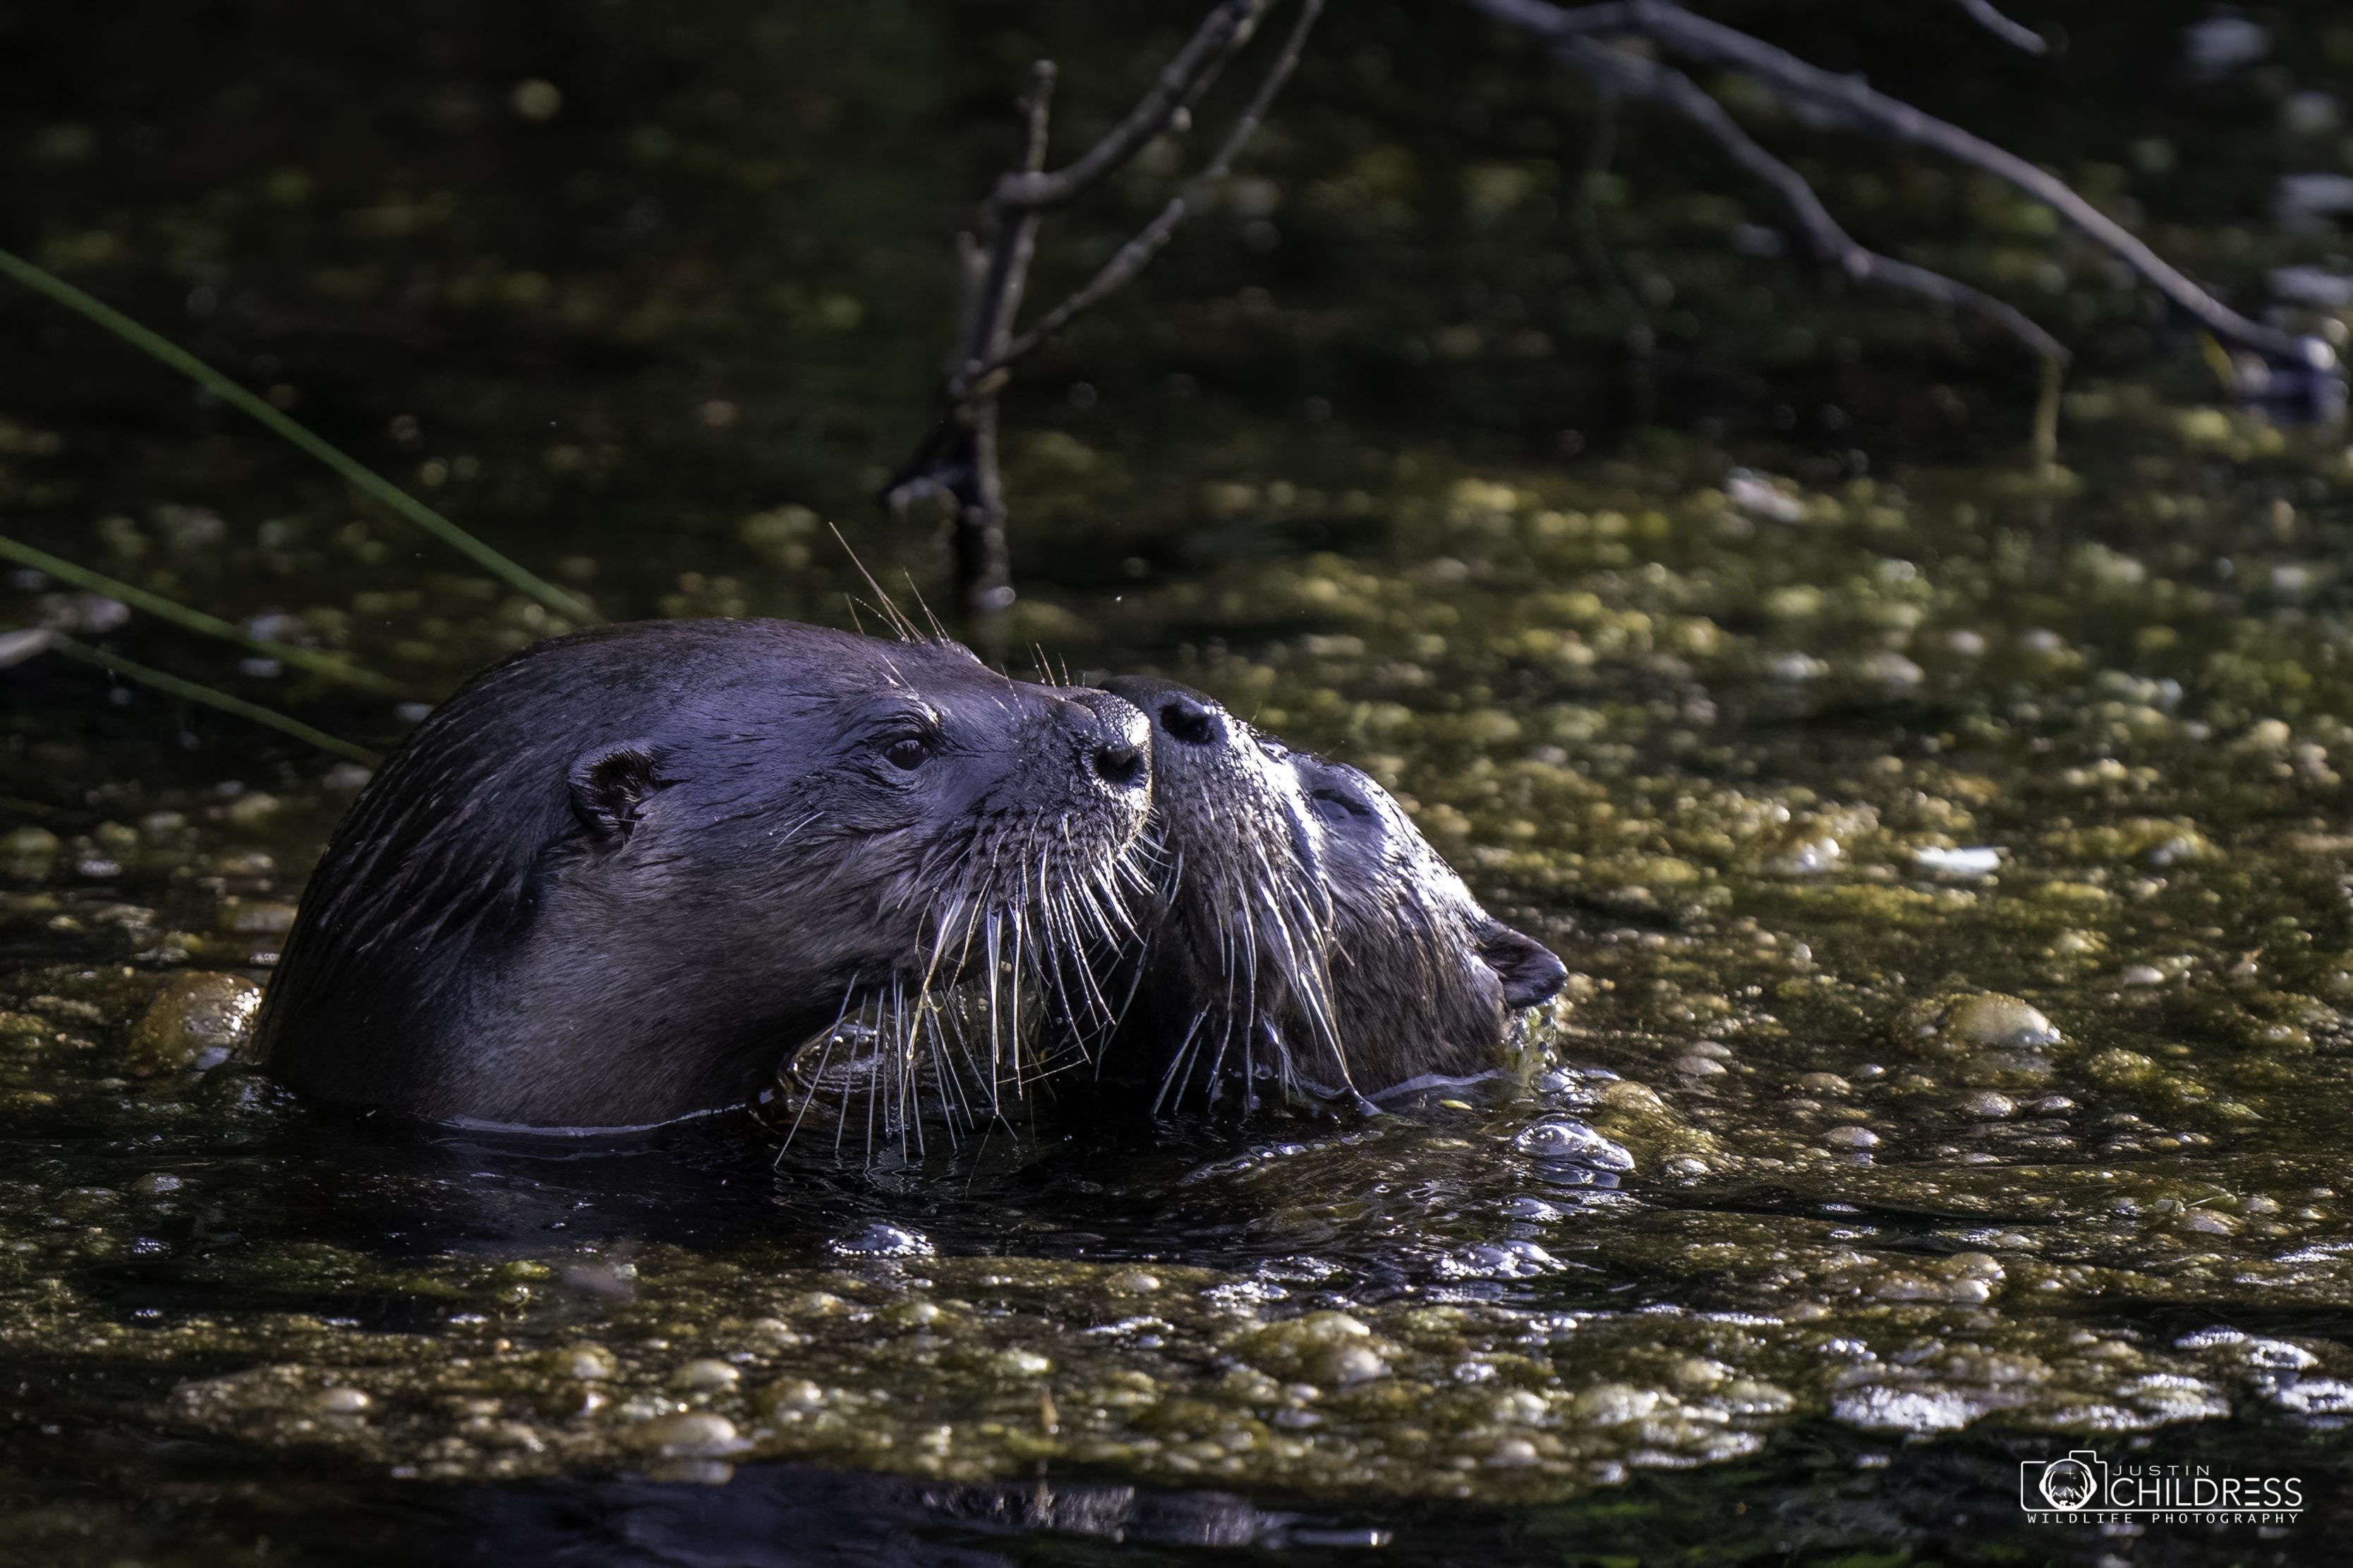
[790, 1021, 894, 1094]
[1535, 1064, 1620, 1108]
[828, 1222, 933, 1258]
[1539, 1165, 1619, 1191]
[1829, 1385, 1981, 1433]
[1513, 1119, 1635, 1172]
[1204, 1279, 1289, 1307]
[2270, 1378, 2353, 1417]
[2242, 1338, 2319, 1371]
[1437, 1239, 1561, 1280]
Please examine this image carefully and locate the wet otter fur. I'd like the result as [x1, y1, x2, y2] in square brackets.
[1099, 676, 1564, 1111]
[1095, 677, 1343, 1112]
[1285, 748, 1566, 1086]
[258, 619, 1151, 1129]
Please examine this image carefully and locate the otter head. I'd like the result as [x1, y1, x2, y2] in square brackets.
[1286, 750, 1567, 1086]
[257, 619, 1151, 1129]
[1096, 676, 1345, 1112]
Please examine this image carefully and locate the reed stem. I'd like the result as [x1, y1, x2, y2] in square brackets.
[0, 246, 596, 624]
[0, 533, 416, 697]
[35, 632, 379, 765]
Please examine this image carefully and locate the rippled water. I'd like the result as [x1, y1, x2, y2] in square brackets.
[10, 2, 2353, 1562]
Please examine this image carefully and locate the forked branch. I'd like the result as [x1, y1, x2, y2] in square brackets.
[1560, 36, 2067, 362]
[888, 0, 2336, 638]
[997, 0, 1324, 373]
[1953, 0, 2047, 56]
[1462, 0, 2328, 368]
[888, 0, 1319, 642]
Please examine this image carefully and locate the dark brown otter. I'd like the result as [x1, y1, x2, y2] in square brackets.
[1094, 676, 1343, 1113]
[1283, 748, 1566, 1088]
[257, 619, 1151, 1129]
[1098, 676, 1564, 1112]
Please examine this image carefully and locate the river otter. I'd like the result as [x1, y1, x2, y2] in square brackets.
[1283, 747, 1567, 1087]
[258, 619, 1151, 1129]
[1099, 676, 1565, 1111]
[1094, 676, 1344, 1112]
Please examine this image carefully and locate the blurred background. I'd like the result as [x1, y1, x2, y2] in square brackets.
[6, 0, 2352, 731]
[9, 5, 2353, 1565]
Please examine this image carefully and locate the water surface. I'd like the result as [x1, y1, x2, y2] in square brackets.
[6, 2, 2353, 1562]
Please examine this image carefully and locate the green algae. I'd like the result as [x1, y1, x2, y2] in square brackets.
[8, 2, 2353, 1560]
[17, 410, 2353, 1507]
[23, 417, 2353, 1512]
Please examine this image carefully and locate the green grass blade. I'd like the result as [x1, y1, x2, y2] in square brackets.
[32, 631, 380, 765]
[0, 246, 597, 624]
[0, 532, 418, 698]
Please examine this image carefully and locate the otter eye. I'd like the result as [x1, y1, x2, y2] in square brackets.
[884, 736, 931, 771]
[1311, 788, 1370, 823]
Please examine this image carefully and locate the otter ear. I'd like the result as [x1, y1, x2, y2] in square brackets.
[569, 741, 667, 844]
[1477, 919, 1568, 1009]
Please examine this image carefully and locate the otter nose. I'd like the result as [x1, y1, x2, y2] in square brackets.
[1101, 676, 1225, 748]
[1094, 736, 1146, 789]
[1064, 690, 1151, 794]
[1154, 693, 1220, 747]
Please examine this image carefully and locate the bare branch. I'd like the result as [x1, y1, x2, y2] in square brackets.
[890, 0, 1320, 636]
[965, 63, 1059, 379]
[1565, 38, 2067, 362]
[994, 0, 1326, 372]
[1953, 0, 2047, 56]
[1460, 0, 2328, 367]
[991, 0, 1274, 214]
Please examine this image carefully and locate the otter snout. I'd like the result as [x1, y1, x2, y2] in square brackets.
[1102, 676, 1228, 750]
[1063, 690, 1151, 794]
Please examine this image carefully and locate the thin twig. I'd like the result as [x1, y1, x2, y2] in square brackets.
[29, 631, 379, 765]
[0, 247, 599, 623]
[1565, 38, 2067, 362]
[1458, 0, 2327, 367]
[893, 0, 1309, 636]
[993, 0, 1326, 371]
[991, 0, 1273, 214]
[2033, 351, 2064, 475]
[939, 61, 1068, 633]
[0, 533, 418, 697]
[1566, 78, 1658, 424]
[1570, 75, 1627, 303]
[1953, 0, 2047, 55]
[964, 62, 1060, 389]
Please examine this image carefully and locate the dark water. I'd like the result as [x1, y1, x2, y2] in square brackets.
[9, 2, 2353, 1562]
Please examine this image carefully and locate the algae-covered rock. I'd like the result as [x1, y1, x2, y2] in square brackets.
[627, 1411, 749, 1457]
[2, 827, 59, 877]
[1893, 992, 2059, 1058]
[126, 972, 263, 1074]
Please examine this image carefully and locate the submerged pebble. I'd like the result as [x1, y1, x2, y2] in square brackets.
[1512, 1119, 1635, 1171]
[830, 1223, 933, 1258]
[16, 403, 2353, 1522]
[125, 973, 262, 1075]
[629, 1412, 748, 1457]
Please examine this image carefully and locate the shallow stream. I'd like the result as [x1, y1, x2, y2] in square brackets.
[8, 2, 2353, 1562]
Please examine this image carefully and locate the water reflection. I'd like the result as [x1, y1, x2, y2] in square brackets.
[9, 0, 2353, 1562]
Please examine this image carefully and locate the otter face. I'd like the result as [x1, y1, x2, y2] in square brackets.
[1097, 676, 1344, 1111]
[1287, 752, 1567, 1086]
[258, 619, 1151, 1129]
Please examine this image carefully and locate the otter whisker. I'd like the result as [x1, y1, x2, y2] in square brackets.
[900, 573, 951, 646]
[1152, 1007, 1210, 1117]
[827, 521, 924, 645]
[778, 978, 866, 1160]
